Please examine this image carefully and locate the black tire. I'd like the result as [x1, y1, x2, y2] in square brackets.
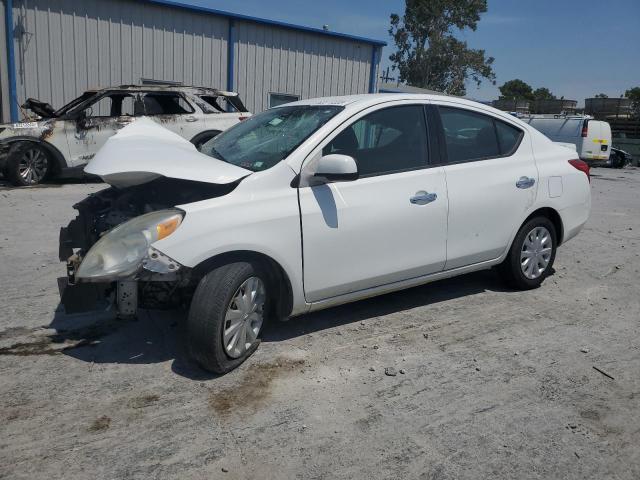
[187, 262, 269, 374]
[499, 216, 557, 290]
[6, 142, 51, 186]
[612, 152, 625, 169]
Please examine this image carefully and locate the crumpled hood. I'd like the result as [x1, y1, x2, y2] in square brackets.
[84, 117, 251, 188]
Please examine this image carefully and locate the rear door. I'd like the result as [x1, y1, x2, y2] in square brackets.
[299, 103, 448, 302]
[432, 103, 538, 270]
[139, 91, 203, 140]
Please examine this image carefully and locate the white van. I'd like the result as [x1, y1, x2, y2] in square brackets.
[521, 115, 611, 164]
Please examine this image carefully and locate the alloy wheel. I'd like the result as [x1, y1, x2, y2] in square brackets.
[18, 148, 48, 185]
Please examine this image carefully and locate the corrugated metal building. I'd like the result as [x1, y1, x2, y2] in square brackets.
[0, 0, 385, 123]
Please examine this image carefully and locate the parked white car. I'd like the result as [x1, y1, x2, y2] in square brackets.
[59, 94, 591, 373]
[0, 85, 249, 186]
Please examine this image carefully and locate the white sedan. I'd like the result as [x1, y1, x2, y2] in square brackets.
[60, 94, 591, 373]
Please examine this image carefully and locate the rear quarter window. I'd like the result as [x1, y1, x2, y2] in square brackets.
[495, 120, 523, 155]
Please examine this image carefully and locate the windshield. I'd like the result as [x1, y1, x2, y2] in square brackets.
[199, 105, 344, 172]
[56, 92, 98, 116]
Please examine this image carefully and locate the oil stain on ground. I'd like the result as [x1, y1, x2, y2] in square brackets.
[209, 357, 305, 417]
[0, 321, 123, 356]
[88, 415, 111, 432]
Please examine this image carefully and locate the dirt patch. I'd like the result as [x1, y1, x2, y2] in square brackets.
[0, 326, 40, 340]
[128, 394, 160, 409]
[209, 357, 305, 417]
[88, 415, 111, 432]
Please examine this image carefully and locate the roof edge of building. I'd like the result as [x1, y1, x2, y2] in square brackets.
[143, 0, 387, 47]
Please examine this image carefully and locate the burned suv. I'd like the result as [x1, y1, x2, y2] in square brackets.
[0, 85, 249, 186]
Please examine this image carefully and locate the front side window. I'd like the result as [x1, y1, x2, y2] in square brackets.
[85, 93, 135, 118]
[439, 106, 523, 163]
[200, 105, 343, 172]
[323, 105, 428, 177]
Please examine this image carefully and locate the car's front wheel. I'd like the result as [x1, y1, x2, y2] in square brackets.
[6, 142, 51, 186]
[499, 216, 557, 290]
[187, 262, 269, 373]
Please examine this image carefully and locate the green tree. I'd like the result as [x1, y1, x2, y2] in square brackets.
[594, 93, 608, 98]
[533, 87, 556, 100]
[389, 0, 495, 96]
[626, 87, 640, 99]
[499, 79, 534, 101]
[626, 87, 640, 117]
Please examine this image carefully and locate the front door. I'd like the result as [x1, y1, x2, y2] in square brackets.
[65, 92, 136, 167]
[433, 104, 538, 269]
[299, 104, 448, 303]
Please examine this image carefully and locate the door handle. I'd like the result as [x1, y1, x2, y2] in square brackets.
[410, 191, 437, 205]
[516, 176, 535, 189]
[185, 116, 198, 122]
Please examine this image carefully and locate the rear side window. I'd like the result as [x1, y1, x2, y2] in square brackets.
[323, 105, 428, 177]
[200, 95, 239, 113]
[439, 106, 523, 163]
[141, 93, 194, 115]
[495, 120, 523, 155]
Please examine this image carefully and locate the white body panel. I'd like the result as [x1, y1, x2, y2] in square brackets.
[300, 168, 448, 302]
[87, 93, 591, 317]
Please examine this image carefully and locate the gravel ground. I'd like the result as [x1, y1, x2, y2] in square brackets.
[1, 167, 639, 480]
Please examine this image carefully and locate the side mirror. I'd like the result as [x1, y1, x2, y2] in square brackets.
[313, 154, 358, 184]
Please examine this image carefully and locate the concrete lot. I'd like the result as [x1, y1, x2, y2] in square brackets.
[1, 167, 639, 479]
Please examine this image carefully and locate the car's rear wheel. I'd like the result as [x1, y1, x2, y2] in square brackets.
[6, 142, 51, 186]
[499, 216, 557, 290]
[187, 262, 269, 373]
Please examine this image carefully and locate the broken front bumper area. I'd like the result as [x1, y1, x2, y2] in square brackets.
[58, 253, 137, 318]
[58, 227, 187, 318]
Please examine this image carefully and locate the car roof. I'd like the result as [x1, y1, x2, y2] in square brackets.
[285, 93, 519, 120]
[85, 85, 238, 96]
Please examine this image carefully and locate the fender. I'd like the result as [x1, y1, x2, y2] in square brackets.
[498, 206, 565, 264]
[191, 249, 296, 319]
[0, 136, 68, 172]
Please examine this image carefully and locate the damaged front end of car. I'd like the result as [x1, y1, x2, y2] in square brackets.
[58, 118, 251, 317]
[58, 178, 241, 316]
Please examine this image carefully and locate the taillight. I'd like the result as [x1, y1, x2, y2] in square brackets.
[238, 116, 249, 122]
[569, 159, 590, 183]
[581, 120, 588, 137]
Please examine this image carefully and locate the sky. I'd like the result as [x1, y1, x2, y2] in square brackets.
[179, 0, 640, 105]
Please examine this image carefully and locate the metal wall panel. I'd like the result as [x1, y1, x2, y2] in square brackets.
[234, 21, 373, 113]
[3, 0, 378, 118]
[0, 0, 9, 122]
[10, 0, 228, 110]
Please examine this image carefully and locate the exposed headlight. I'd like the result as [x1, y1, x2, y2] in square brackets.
[76, 209, 184, 281]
